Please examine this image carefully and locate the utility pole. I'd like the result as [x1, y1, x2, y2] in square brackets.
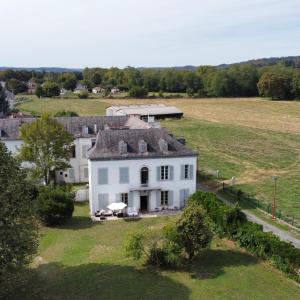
[272, 176, 278, 220]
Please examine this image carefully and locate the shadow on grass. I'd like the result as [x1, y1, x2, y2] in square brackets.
[188, 249, 257, 280]
[59, 216, 96, 230]
[9, 263, 190, 300]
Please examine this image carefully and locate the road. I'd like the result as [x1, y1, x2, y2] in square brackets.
[197, 183, 300, 249]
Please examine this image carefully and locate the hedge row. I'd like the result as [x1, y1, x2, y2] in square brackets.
[189, 191, 300, 282]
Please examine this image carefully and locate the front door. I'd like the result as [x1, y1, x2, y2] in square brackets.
[140, 196, 148, 212]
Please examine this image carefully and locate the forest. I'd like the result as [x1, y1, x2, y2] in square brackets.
[1, 58, 300, 100]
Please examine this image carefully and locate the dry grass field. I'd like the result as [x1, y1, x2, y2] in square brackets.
[17, 96, 300, 219]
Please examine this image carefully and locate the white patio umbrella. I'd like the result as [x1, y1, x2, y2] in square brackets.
[107, 202, 127, 211]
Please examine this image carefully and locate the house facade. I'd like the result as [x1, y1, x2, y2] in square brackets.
[88, 128, 197, 214]
[0, 116, 149, 183]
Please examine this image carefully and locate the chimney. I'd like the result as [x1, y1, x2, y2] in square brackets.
[158, 138, 168, 153]
[94, 123, 98, 134]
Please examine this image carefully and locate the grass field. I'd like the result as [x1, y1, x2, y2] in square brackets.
[10, 203, 300, 300]
[17, 96, 300, 220]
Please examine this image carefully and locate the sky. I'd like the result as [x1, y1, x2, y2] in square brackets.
[1, 0, 300, 68]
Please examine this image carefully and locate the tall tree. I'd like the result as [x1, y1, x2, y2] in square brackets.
[0, 85, 9, 117]
[0, 142, 38, 288]
[19, 114, 74, 184]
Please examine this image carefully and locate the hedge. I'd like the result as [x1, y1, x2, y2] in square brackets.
[189, 191, 300, 282]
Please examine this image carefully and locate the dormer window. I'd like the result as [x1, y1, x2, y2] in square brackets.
[82, 125, 89, 135]
[138, 140, 147, 154]
[158, 138, 168, 153]
[119, 140, 127, 154]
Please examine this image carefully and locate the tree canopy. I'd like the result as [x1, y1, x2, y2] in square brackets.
[19, 114, 74, 184]
[0, 142, 38, 283]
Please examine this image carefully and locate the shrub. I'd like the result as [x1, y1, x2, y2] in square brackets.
[36, 186, 74, 226]
[77, 90, 89, 99]
[192, 190, 300, 282]
[54, 110, 79, 117]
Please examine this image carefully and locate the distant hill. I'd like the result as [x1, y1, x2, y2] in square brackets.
[0, 67, 82, 73]
[1, 56, 300, 72]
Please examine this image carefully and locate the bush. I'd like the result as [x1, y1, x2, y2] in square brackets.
[54, 110, 79, 117]
[129, 86, 148, 98]
[192, 190, 300, 282]
[36, 186, 74, 226]
[77, 90, 89, 99]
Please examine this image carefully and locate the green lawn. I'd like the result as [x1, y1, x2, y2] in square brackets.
[163, 117, 300, 220]
[10, 203, 300, 300]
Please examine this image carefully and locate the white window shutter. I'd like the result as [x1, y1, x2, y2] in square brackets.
[98, 168, 108, 185]
[189, 165, 194, 179]
[98, 193, 109, 210]
[180, 165, 185, 180]
[115, 193, 121, 202]
[156, 191, 161, 207]
[156, 166, 161, 181]
[169, 166, 174, 180]
[119, 167, 129, 184]
[168, 191, 173, 206]
[128, 192, 133, 207]
[180, 189, 185, 208]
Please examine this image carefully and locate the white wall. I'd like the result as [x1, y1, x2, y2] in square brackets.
[88, 156, 197, 215]
[4, 137, 94, 184]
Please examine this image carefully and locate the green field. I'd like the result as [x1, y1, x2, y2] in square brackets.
[17, 96, 300, 220]
[10, 203, 300, 300]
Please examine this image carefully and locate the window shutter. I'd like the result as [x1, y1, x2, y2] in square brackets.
[156, 166, 161, 181]
[168, 191, 173, 206]
[128, 192, 133, 207]
[189, 165, 194, 179]
[119, 167, 129, 184]
[156, 191, 161, 207]
[169, 166, 174, 180]
[84, 168, 89, 178]
[180, 165, 185, 180]
[180, 189, 185, 208]
[115, 193, 121, 202]
[98, 168, 108, 185]
[98, 193, 109, 210]
[69, 168, 75, 179]
[82, 145, 89, 159]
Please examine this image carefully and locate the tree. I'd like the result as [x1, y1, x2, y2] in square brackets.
[35, 85, 44, 98]
[42, 81, 60, 97]
[0, 142, 38, 285]
[36, 186, 74, 226]
[6, 78, 27, 94]
[257, 72, 292, 100]
[59, 73, 77, 91]
[291, 70, 300, 99]
[19, 114, 74, 185]
[176, 204, 212, 260]
[0, 85, 9, 117]
[129, 86, 148, 98]
[77, 90, 89, 99]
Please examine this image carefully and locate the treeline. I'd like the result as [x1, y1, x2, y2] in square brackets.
[1, 62, 300, 99]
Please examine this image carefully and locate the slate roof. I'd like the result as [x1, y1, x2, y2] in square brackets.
[0, 116, 149, 140]
[88, 128, 198, 160]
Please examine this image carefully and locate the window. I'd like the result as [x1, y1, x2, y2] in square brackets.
[138, 140, 147, 153]
[161, 191, 169, 206]
[121, 193, 128, 205]
[181, 164, 193, 180]
[161, 166, 169, 180]
[141, 167, 149, 185]
[98, 168, 108, 185]
[91, 139, 96, 147]
[82, 145, 90, 159]
[70, 145, 76, 158]
[119, 167, 129, 183]
[184, 165, 189, 179]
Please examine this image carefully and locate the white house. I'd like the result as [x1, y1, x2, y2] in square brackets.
[92, 86, 105, 94]
[88, 128, 198, 214]
[0, 116, 150, 183]
[74, 82, 88, 94]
